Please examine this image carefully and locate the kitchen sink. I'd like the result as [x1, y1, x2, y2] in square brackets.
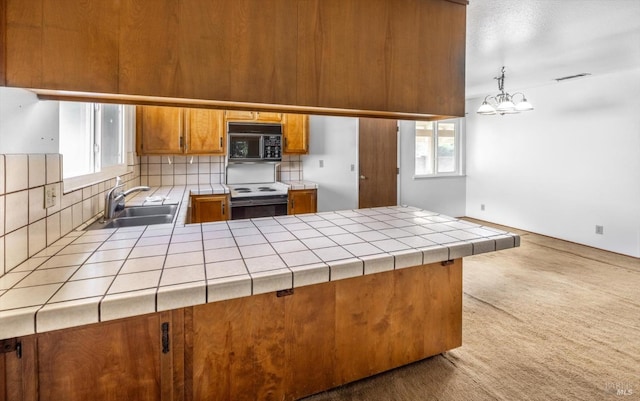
[117, 204, 178, 217]
[85, 204, 178, 230]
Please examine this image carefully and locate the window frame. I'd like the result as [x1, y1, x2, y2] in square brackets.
[413, 118, 463, 179]
[61, 104, 134, 192]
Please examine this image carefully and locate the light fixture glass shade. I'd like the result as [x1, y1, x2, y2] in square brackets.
[496, 100, 516, 112]
[515, 100, 534, 111]
[477, 102, 496, 115]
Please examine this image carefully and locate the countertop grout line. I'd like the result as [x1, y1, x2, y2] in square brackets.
[97, 225, 146, 323]
[29, 228, 124, 322]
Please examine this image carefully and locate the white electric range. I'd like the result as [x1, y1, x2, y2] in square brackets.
[226, 163, 289, 220]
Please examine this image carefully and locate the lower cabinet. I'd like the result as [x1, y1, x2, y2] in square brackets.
[186, 293, 286, 401]
[185, 260, 462, 401]
[37, 311, 183, 401]
[288, 189, 317, 215]
[1, 336, 37, 401]
[190, 194, 230, 223]
[0, 260, 462, 401]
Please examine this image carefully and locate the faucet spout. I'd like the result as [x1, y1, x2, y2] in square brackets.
[123, 186, 151, 197]
[101, 178, 151, 222]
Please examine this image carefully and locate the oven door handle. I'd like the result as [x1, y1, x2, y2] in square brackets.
[231, 198, 288, 207]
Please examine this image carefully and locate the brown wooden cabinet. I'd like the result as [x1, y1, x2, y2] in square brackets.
[3, 0, 466, 119]
[186, 108, 225, 154]
[282, 114, 309, 154]
[186, 293, 286, 401]
[137, 106, 183, 154]
[136, 106, 225, 155]
[0, 336, 37, 401]
[190, 194, 230, 223]
[224, 111, 282, 122]
[288, 189, 317, 215]
[185, 259, 462, 401]
[36, 311, 183, 401]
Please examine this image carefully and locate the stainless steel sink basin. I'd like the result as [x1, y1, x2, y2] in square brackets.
[86, 204, 178, 230]
[117, 204, 178, 217]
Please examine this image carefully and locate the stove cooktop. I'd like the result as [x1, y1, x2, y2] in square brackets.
[227, 183, 288, 198]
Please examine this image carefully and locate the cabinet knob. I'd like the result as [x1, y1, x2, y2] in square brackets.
[360, 175, 367, 180]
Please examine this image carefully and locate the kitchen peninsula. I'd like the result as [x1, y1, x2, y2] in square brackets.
[0, 186, 519, 401]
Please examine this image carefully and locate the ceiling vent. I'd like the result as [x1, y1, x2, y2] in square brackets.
[554, 73, 592, 82]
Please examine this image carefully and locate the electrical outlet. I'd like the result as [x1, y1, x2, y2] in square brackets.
[480, 204, 485, 211]
[319, 160, 324, 168]
[44, 184, 57, 208]
[350, 164, 355, 172]
[595, 225, 604, 235]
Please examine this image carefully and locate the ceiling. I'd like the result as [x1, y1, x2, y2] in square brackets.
[465, 0, 640, 99]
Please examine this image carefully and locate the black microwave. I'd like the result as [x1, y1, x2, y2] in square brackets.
[227, 123, 283, 162]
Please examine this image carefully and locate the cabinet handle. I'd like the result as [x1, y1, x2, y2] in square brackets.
[220, 137, 223, 148]
[0, 338, 21, 359]
[222, 203, 225, 215]
[161, 322, 170, 354]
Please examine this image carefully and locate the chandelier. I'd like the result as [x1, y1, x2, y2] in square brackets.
[477, 67, 534, 115]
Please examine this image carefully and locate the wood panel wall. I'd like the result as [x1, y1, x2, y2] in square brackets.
[1, 0, 466, 118]
[0, 0, 6, 86]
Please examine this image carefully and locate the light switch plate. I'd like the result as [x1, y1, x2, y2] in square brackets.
[44, 184, 57, 208]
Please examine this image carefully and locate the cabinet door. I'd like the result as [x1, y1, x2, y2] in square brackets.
[288, 189, 317, 215]
[1, 336, 37, 401]
[283, 114, 309, 154]
[37, 312, 182, 401]
[137, 106, 183, 155]
[5, 0, 120, 92]
[186, 109, 225, 154]
[255, 112, 282, 122]
[224, 110, 255, 121]
[191, 195, 230, 223]
[187, 293, 286, 401]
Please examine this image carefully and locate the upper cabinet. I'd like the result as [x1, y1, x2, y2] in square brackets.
[2, 0, 466, 119]
[224, 111, 282, 123]
[187, 108, 226, 154]
[136, 106, 182, 154]
[282, 114, 309, 154]
[137, 106, 225, 155]
[137, 107, 307, 156]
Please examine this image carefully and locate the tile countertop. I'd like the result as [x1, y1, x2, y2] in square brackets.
[0, 185, 519, 340]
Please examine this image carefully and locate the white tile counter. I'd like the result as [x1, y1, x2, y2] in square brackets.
[280, 180, 318, 190]
[0, 185, 519, 340]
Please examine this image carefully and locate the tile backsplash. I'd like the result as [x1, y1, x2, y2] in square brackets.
[138, 155, 226, 187]
[0, 154, 139, 276]
[138, 154, 304, 185]
[279, 155, 303, 182]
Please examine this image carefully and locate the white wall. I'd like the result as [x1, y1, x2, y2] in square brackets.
[303, 116, 359, 212]
[466, 68, 640, 257]
[0, 87, 59, 153]
[399, 120, 467, 217]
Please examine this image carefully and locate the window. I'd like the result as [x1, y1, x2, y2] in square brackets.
[59, 102, 131, 190]
[415, 119, 461, 176]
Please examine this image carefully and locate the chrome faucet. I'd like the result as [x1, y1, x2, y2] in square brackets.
[101, 177, 150, 222]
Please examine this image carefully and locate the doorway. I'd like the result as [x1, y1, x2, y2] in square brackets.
[358, 118, 398, 208]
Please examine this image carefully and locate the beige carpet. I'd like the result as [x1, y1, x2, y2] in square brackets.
[303, 224, 640, 400]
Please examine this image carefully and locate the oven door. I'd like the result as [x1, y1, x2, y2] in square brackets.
[230, 196, 288, 220]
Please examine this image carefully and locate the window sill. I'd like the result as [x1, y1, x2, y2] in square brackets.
[412, 174, 466, 180]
